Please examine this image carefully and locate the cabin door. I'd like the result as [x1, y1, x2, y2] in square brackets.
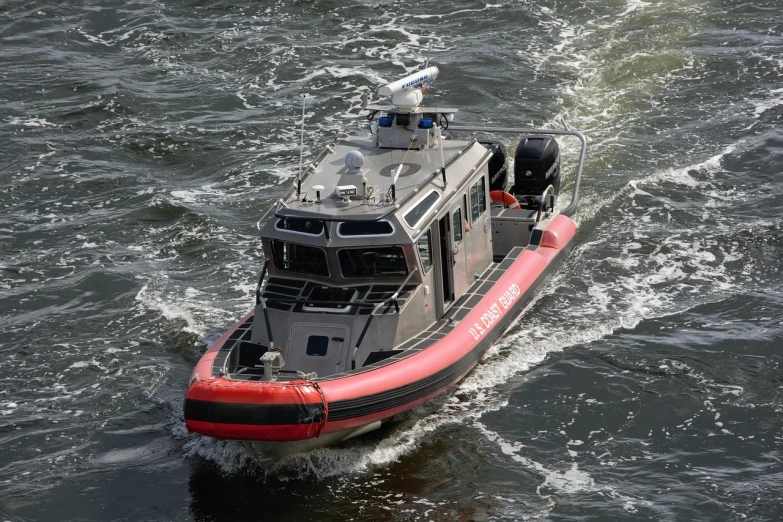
[437, 215, 455, 309]
[288, 323, 350, 377]
[450, 202, 469, 297]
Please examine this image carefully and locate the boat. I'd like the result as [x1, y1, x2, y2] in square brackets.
[183, 63, 586, 458]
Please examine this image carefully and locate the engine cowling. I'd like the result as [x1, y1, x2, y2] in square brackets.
[511, 136, 561, 205]
[479, 140, 509, 192]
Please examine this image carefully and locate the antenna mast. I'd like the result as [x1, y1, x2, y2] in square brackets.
[424, 41, 443, 184]
[296, 94, 306, 198]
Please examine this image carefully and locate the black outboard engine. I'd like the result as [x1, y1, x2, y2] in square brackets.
[511, 136, 561, 209]
[479, 140, 509, 192]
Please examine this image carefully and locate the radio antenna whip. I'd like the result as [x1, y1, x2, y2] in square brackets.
[297, 94, 306, 198]
[424, 40, 433, 69]
[436, 126, 447, 186]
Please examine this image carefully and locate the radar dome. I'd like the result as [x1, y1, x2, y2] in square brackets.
[345, 150, 364, 174]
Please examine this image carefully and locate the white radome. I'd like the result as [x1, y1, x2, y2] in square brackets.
[391, 89, 424, 111]
[345, 150, 364, 173]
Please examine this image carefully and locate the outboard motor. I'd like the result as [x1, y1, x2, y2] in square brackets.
[511, 136, 561, 209]
[479, 140, 509, 192]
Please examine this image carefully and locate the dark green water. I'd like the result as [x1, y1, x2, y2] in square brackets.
[1, 0, 782, 520]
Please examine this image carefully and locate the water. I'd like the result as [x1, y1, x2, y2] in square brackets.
[1, 0, 782, 519]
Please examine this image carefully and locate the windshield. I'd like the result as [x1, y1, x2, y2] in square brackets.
[338, 247, 408, 278]
[337, 221, 393, 236]
[270, 240, 329, 276]
[275, 218, 324, 236]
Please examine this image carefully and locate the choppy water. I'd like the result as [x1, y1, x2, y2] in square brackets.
[1, 0, 782, 520]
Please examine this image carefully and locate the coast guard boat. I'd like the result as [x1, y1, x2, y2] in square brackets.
[183, 64, 586, 457]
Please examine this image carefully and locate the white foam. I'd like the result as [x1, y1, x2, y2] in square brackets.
[76, 28, 112, 46]
[410, 4, 504, 19]
[618, 0, 651, 18]
[92, 443, 161, 466]
[177, 424, 263, 475]
[476, 423, 595, 496]
[752, 88, 783, 117]
[169, 185, 234, 204]
[7, 117, 58, 128]
[134, 283, 205, 335]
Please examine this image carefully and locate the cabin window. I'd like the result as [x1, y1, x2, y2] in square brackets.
[306, 335, 329, 356]
[339, 247, 408, 278]
[416, 230, 433, 273]
[452, 208, 464, 244]
[469, 176, 487, 224]
[337, 221, 394, 237]
[404, 190, 440, 228]
[275, 218, 324, 236]
[270, 240, 329, 276]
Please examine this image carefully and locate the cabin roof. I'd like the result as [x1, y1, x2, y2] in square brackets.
[276, 136, 483, 222]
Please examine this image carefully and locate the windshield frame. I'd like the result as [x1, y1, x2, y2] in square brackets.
[269, 239, 330, 277]
[337, 246, 409, 278]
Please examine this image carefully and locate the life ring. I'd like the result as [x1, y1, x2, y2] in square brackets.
[490, 190, 521, 210]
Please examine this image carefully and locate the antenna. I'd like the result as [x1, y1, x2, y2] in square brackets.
[296, 94, 306, 198]
[436, 127, 446, 186]
[424, 40, 433, 69]
[391, 163, 403, 201]
[391, 135, 417, 201]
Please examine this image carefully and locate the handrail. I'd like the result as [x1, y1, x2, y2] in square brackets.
[257, 199, 289, 229]
[255, 260, 269, 306]
[254, 261, 275, 349]
[536, 184, 555, 224]
[448, 125, 586, 217]
[352, 266, 419, 369]
[256, 268, 419, 313]
[385, 266, 419, 314]
[262, 297, 388, 308]
[260, 268, 418, 311]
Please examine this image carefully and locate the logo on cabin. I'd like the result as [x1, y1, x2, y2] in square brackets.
[402, 75, 430, 90]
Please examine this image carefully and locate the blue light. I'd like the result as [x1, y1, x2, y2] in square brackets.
[418, 118, 434, 129]
[379, 116, 393, 127]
